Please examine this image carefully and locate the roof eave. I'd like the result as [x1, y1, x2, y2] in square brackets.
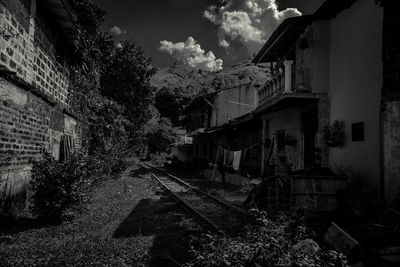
[252, 15, 314, 64]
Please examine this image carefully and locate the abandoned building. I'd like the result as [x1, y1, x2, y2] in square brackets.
[181, 0, 400, 204]
[180, 82, 264, 177]
[0, 0, 80, 214]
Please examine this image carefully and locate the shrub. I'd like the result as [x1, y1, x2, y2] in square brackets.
[29, 150, 97, 220]
[185, 210, 348, 267]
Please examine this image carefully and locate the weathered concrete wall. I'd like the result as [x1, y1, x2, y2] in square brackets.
[311, 20, 330, 94]
[263, 107, 304, 173]
[383, 102, 400, 203]
[328, 0, 383, 190]
[382, 1, 400, 203]
[295, 26, 313, 92]
[212, 84, 256, 127]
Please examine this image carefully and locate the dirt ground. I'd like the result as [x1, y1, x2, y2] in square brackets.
[0, 162, 200, 267]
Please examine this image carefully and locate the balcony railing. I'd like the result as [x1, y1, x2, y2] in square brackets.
[257, 60, 294, 106]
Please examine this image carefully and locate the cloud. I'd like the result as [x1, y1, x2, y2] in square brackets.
[159, 37, 223, 72]
[204, 0, 301, 56]
[109, 26, 127, 37]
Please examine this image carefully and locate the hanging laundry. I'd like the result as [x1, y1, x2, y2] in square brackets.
[232, 151, 242, 171]
[224, 150, 234, 168]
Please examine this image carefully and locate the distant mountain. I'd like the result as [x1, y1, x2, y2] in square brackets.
[151, 62, 271, 125]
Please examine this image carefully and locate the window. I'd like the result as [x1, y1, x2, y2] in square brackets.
[276, 131, 286, 151]
[352, 122, 364, 142]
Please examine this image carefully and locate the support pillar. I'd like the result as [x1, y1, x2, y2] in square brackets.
[260, 117, 269, 177]
[284, 60, 294, 93]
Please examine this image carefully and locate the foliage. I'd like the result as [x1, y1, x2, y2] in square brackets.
[66, 0, 115, 70]
[69, 69, 132, 170]
[145, 117, 178, 154]
[2, 174, 156, 267]
[67, 1, 157, 154]
[101, 41, 157, 131]
[29, 150, 98, 220]
[155, 86, 192, 125]
[151, 63, 271, 126]
[186, 209, 348, 267]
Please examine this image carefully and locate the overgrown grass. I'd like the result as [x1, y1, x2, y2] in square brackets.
[0, 165, 156, 266]
[185, 209, 348, 267]
[1, 163, 200, 266]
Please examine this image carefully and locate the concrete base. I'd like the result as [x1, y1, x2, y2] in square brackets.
[0, 166, 31, 215]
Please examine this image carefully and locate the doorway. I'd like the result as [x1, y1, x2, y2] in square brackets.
[301, 108, 318, 169]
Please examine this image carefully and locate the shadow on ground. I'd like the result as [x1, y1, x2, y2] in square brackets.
[128, 167, 149, 178]
[0, 215, 62, 235]
[114, 194, 195, 267]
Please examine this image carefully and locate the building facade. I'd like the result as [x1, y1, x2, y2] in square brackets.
[182, 83, 259, 162]
[0, 0, 80, 214]
[179, 0, 400, 203]
[253, 0, 391, 200]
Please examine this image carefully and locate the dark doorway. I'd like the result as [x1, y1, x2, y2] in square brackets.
[301, 108, 318, 169]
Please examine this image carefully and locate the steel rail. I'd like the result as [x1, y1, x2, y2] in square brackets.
[150, 174, 222, 233]
[142, 162, 248, 217]
[138, 162, 223, 233]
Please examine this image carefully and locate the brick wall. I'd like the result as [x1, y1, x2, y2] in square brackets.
[0, 0, 70, 106]
[0, 0, 80, 215]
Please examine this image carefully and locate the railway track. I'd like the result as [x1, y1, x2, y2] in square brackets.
[138, 161, 249, 235]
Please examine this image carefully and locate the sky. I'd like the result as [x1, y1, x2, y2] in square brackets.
[92, 0, 323, 70]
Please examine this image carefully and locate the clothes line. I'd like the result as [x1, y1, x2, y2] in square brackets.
[216, 142, 260, 152]
[214, 143, 260, 171]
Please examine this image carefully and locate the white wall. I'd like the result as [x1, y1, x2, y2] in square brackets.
[211, 84, 257, 127]
[328, 0, 383, 189]
[312, 20, 330, 94]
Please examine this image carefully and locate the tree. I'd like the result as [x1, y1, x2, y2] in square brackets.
[154, 86, 192, 125]
[145, 117, 178, 154]
[101, 41, 157, 133]
[67, 1, 158, 153]
[66, 0, 114, 71]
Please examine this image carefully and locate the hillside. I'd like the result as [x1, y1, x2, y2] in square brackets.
[151, 62, 271, 125]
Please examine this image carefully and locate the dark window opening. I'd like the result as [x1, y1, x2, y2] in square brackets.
[352, 122, 364, 142]
[276, 131, 286, 152]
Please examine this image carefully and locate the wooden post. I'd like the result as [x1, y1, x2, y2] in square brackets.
[284, 60, 294, 93]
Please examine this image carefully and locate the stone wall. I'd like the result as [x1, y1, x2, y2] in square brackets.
[0, 0, 80, 215]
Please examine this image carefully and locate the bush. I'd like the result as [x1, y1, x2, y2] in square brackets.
[29, 151, 97, 220]
[186, 210, 348, 267]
